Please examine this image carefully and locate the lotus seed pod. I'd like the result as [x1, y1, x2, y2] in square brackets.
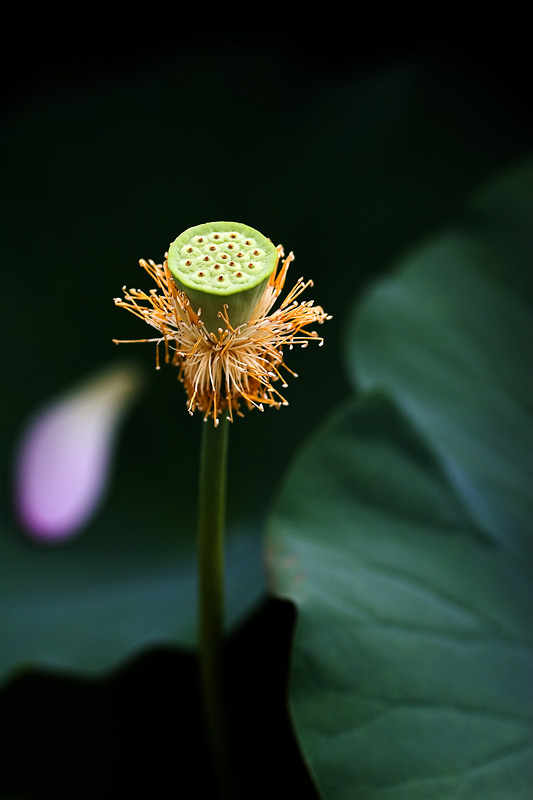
[167, 221, 279, 333]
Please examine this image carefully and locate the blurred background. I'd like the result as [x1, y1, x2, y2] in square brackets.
[3, 28, 531, 520]
[1, 23, 531, 798]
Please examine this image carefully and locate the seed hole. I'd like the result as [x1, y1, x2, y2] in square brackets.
[203, 256, 210, 262]
[217, 275, 224, 281]
[198, 271, 205, 277]
[221, 254, 228, 260]
[209, 245, 216, 251]
[198, 237, 204, 243]
[229, 261, 235, 266]
[228, 243, 234, 249]
[237, 252, 243, 258]
[248, 263, 255, 268]
[236, 272, 243, 277]
[245, 240, 251, 245]
[187, 247, 193, 253]
[185, 260, 191, 266]
[253, 250, 259, 256]
[214, 264, 221, 270]
[213, 234, 220, 239]
[230, 233, 237, 239]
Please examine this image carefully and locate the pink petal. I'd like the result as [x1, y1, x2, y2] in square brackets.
[14, 362, 144, 543]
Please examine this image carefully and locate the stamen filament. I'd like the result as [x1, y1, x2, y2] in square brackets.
[114, 248, 329, 425]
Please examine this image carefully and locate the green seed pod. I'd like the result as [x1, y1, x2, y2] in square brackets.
[167, 221, 279, 333]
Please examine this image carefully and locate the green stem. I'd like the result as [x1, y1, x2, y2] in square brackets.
[197, 417, 231, 796]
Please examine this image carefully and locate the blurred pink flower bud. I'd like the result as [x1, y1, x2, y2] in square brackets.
[14, 362, 144, 543]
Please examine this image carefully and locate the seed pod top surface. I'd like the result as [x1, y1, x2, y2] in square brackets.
[167, 221, 279, 331]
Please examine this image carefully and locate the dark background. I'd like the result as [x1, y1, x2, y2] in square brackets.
[1, 26, 531, 799]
